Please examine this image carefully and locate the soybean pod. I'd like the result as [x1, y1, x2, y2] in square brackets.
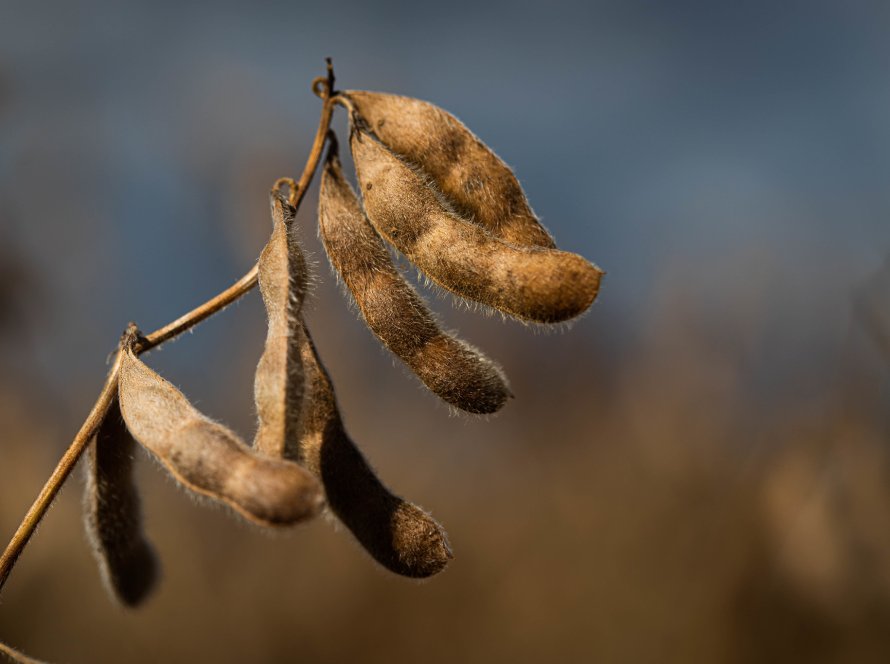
[296, 320, 452, 578]
[83, 396, 158, 607]
[349, 127, 603, 324]
[341, 90, 556, 248]
[117, 331, 323, 527]
[319, 141, 510, 414]
[253, 188, 310, 458]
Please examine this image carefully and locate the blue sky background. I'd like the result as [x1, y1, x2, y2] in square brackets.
[2, 2, 888, 392]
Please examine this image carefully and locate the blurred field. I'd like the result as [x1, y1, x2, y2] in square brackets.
[2, 2, 890, 662]
[0, 250, 888, 663]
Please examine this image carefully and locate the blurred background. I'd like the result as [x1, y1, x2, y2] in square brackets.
[1, 0, 889, 662]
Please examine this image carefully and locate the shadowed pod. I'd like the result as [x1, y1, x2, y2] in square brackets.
[296, 321, 453, 578]
[319, 137, 511, 415]
[339, 90, 557, 249]
[117, 330, 324, 527]
[83, 397, 158, 607]
[348, 125, 602, 324]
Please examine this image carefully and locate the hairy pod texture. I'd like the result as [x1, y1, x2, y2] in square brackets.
[254, 191, 310, 457]
[319, 149, 511, 414]
[296, 320, 452, 578]
[84, 397, 158, 607]
[342, 90, 556, 249]
[349, 128, 603, 324]
[118, 344, 324, 527]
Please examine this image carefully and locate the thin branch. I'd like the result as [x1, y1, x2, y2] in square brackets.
[0, 638, 46, 664]
[0, 66, 338, 593]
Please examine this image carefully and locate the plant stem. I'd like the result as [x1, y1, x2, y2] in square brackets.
[0, 639, 45, 664]
[0, 64, 337, 593]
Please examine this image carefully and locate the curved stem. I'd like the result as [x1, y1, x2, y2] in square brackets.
[0, 69, 338, 593]
[0, 355, 120, 591]
[0, 639, 45, 664]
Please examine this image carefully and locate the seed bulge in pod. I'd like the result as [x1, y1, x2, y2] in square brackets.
[319, 145, 510, 414]
[349, 128, 603, 324]
[84, 396, 158, 607]
[118, 341, 323, 527]
[254, 189, 310, 458]
[296, 320, 452, 578]
[343, 90, 556, 248]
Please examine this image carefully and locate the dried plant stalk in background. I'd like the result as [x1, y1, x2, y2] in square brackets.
[319, 142, 511, 414]
[296, 321, 452, 577]
[83, 397, 158, 607]
[253, 188, 311, 457]
[341, 90, 557, 248]
[349, 127, 602, 324]
[118, 333, 323, 527]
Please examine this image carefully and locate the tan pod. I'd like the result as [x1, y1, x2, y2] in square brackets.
[253, 190, 310, 457]
[319, 148, 510, 414]
[118, 340, 323, 527]
[343, 90, 556, 248]
[349, 128, 603, 324]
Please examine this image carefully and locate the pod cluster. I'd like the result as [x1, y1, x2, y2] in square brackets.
[82, 86, 602, 605]
[319, 91, 602, 416]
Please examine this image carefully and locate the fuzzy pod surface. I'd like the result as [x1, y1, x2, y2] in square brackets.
[343, 90, 556, 248]
[84, 397, 158, 607]
[118, 344, 323, 527]
[296, 320, 452, 578]
[254, 190, 310, 458]
[349, 128, 603, 324]
[319, 148, 510, 414]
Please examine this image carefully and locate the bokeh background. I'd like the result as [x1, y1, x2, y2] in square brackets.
[2, 1, 890, 662]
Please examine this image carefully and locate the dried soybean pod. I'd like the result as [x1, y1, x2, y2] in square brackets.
[253, 188, 310, 458]
[296, 321, 452, 578]
[349, 128, 603, 324]
[319, 144, 510, 414]
[118, 335, 323, 527]
[83, 396, 158, 607]
[342, 90, 556, 248]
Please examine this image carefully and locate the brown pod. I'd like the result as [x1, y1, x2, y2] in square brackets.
[349, 128, 603, 324]
[296, 320, 452, 578]
[253, 190, 310, 457]
[343, 89, 556, 248]
[319, 146, 511, 414]
[118, 341, 323, 527]
[84, 396, 158, 607]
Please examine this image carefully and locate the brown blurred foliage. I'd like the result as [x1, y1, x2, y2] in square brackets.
[1, 250, 888, 664]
